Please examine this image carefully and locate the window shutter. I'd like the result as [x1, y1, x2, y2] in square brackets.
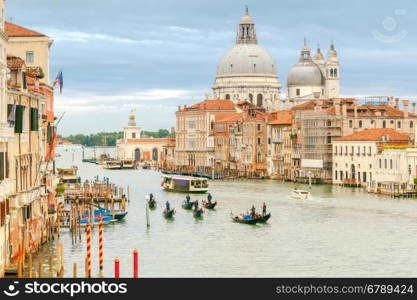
[22, 72, 27, 89]
[30, 108, 39, 131]
[14, 105, 24, 133]
[47, 123, 52, 144]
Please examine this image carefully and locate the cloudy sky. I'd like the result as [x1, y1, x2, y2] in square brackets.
[6, 0, 417, 135]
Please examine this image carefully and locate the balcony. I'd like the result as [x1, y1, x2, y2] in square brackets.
[272, 137, 283, 143]
[0, 122, 14, 142]
[272, 154, 284, 161]
[292, 153, 301, 159]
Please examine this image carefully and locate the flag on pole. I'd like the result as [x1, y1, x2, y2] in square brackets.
[53, 70, 63, 94]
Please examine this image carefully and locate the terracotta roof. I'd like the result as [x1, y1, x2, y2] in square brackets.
[126, 138, 168, 143]
[5, 21, 46, 37]
[178, 99, 236, 112]
[269, 110, 292, 125]
[334, 128, 409, 142]
[216, 113, 243, 123]
[7, 54, 25, 69]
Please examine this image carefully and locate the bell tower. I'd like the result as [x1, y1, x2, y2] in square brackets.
[124, 110, 142, 140]
[325, 42, 340, 98]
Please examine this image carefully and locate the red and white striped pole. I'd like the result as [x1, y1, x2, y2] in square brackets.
[133, 249, 138, 278]
[98, 215, 103, 271]
[86, 221, 91, 278]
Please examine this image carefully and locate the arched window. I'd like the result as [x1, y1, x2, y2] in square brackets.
[152, 148, 158, 161]
[410, 121, 414, 128]
[296, 89, 300, 96]
[358, 120, 362, 128]
[397, 121, 401, 128]
[330, 69, 334, 77]
[257, 137, 261, 145]
[132, 132, 136, 139]
[257, 94, 263, 106]
[257, 152, 262, 162]
[334, 68, 338, 77]
[225, 94, 230, 100]
[382, 120, 386, 128]
[134, 148, 141, 161]
[249, 93, 253, 103]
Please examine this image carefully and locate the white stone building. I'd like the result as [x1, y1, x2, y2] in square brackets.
[332, 128, 409, 187]
[116, 112, 167, 163]
[212, 7, 282, 111]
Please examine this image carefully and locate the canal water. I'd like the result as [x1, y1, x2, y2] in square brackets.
[37, 145, 417, 277]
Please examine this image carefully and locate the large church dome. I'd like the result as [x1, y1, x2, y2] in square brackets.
[216, 44, 277, 77]
[287, 40, 324, 87]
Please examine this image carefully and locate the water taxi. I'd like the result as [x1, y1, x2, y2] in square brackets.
[57, 167, 81, 184]
[121, 159, 135, 169]
[161, 175, 208, 193]
[291, 188, 311, 199]
[103, 160, 122, 170]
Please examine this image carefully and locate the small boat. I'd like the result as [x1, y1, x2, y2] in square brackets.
[231, 213, 259, 225]
[291, 188, 311, 199]
[148, 199, 156, 209]
[79, 215, 113, 226]
[121, 159, 135, 169]
[161, 175, 208, 193]
[193, 208, 204, 218]
[83, 208, 128, 220]
[163, 208, 175, 218]
[203, 201, 217, 210]
[182, 201, 194, 210]
[58, 167, 81, 184]
[258, 213, 271, 223]
[103, 161, 122, 170]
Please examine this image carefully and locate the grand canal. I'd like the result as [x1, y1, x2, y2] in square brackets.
[36, 145, 417, 277]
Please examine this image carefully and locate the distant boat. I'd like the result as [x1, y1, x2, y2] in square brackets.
[231, 213, 259, 225]
[161, 175, 208, 193]
[103, 161, 122, 170]
[83, 208, 128, 220]
[121, 159, 135, 169]
[203, 201, 217, 210]
[193, 208, 204, 218]
[291, 188, 311, 199]
[79, 215, 113, 226]
[163, 208, 175, 218]
[258, 213, 271, 223]
[182, 201, 194, 210]
[58, 167, 81, 184]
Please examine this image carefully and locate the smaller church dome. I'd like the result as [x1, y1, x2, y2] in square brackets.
[128, 111, 137, 126]
[287, 40, 324, 87]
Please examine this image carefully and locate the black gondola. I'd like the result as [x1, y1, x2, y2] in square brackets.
[203, 201, 217, 210]
[258, 213, 271, 223]
[231, 212, 259, 225]
[148, 199, 157, 209]
[163, 208, 175, 218]
[182, 201, 194, 210]
[193, 208, 204, 218]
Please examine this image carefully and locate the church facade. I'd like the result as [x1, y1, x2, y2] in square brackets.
[211, 8, 340, 110]
[116, 112, 168, 163]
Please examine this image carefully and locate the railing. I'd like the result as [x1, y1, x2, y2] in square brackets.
[272, 137, 283, 143]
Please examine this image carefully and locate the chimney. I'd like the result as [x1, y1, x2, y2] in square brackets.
[395, 98, 399, 109]
[403, 99, 409, 117]
[413, 102, 416, 114]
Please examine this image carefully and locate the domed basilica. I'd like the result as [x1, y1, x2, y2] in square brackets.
[212, 7, 340, 110]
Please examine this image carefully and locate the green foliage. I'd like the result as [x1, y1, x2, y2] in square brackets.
[56, 183, 65, 195]
[414, 178, 417, 185]
[61, 129, 172, 146]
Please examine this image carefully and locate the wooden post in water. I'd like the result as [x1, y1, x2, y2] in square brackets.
[111, 196, 115, 221]
[127, 185, 130, 202]
[73, 262, 77, 278]
[59, 242, 64, 277]
[49, 256, 53, 278]
[38, 262, 43, 278]
[28, 254, 33, 278]
[146, 205, 150, 228]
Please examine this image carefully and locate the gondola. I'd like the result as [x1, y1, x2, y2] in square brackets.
[193, 208, 204, 218]
[258, 212, 271, 223]
[148, 199, 157, 209]
[83, 208, 128, 220]
[203, 201, 217, 210]
[230, 212, 259, 225]
[163, 208, 175, 218]
[182, 201, 194, 210]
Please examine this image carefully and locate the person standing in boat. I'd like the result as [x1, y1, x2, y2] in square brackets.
[166, 201, 170, 210]
[194, 200, 199, 211]
[262, 203, 267, 216]
[186, 195, 191, 203]
[251, 205, 256, 218]
[149, 193, 154, 201]
[207, 193, 212, 204]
